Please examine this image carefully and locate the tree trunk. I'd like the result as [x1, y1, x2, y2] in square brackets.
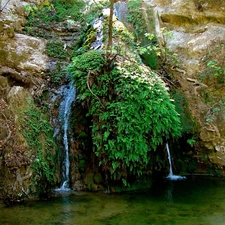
[107, 0, 115, 55]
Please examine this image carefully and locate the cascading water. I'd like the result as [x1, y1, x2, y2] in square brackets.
[114, 1, 128, 27]
[57, 82, 76, 191]
[90, 17, 103, 50]
[166, 143, 186, 181]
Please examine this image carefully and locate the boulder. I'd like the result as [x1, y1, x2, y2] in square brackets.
[0, 33, 48, 85]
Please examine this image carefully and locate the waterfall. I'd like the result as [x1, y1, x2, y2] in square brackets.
[166, 143, 186, 181]
[114, 1, 128, 27]
[57, 82, 76, 191]
[90, 17, 103, 50]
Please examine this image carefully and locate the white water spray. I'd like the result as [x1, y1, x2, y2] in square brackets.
[166, 143, 186, 181]
[57, 82, 76, 191]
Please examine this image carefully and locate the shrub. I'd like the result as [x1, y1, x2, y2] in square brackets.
[69, 50, 181, 181]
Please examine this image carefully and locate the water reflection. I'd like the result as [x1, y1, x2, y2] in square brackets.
[166, 181, 174, 204]
[59, 196, 72, 224]
[1, 177, 225, 225]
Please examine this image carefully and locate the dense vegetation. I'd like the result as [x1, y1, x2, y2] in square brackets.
[21, 0, 182, 188]
[22, 102, 57, 194]
[68, 1, 182, 184]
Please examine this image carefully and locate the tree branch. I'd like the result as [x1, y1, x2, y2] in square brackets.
[87, 71, 105, 108]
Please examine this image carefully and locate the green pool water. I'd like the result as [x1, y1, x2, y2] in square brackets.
[1, 176, 225, 225]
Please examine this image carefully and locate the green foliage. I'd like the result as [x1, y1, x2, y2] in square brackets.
[26, 0, 84, 24]
[170, 89, 195, 134]
[137, 33, 160, 69]
[78, 159, 86, 172]
[68, 50, 106, 98]
[127, 0, 159, 69]
[137, 34, 155, 55]
[48, 62, 67, 86]
[69, 49, 181, 181]
[198, 42, 225, 84]
[53, 0, 85, 22]
[83, 1, 108, 24]
[206, 60, 225, 83]
[25, 4, 38, 13]
[68, 2, 181, 184]
[127, 0, 147, 39]
[46, 40, 67, 59]
[22, 104, 56, 194]
[187, 138, 196, 147]
[22, 0, 85, 37]
[204, 100, 225, 124]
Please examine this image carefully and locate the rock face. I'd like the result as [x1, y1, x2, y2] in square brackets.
[0, 0, 48, 87]
[0, 88, 33, 200]
[0, 0, 51, 200]
[0, 34, 48, 85]
[144, 0, 225, 173]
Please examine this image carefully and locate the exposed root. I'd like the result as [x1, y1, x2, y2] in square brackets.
[187, 77, 208, 95]
[171, 65, 186, 75]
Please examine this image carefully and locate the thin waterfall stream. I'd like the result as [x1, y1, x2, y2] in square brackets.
[166, 143, 186, 181]
[57, 82, 76, 191]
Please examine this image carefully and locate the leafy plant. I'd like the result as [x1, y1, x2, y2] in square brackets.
[67, 0, 181, 185]
[187, 138, 196, 147]
[22, 0, 85, 37]
[207, 60, 225, 83]
[22, 103, 57, 194]
[127, 0, 159, 69]
[137, 33, 160, 56]
[48, 63, 67, 86]
[69, 49, 181, 182]
[170, 89, 195, 134]
[204, 101, 225, 124]
[68, 50, 106, 100]
[46, 40, 67, 59]
[127, 0, 148, 40]
[198, 42, 225, 84]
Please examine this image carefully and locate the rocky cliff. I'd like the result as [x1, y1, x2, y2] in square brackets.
[0, 0, 56, 201]
[144, 0, 225, 174]
[0, 0, 84, 200]
[1, 0, 225, 201]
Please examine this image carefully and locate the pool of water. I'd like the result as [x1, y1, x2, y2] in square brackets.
[1, 176, 225, 225]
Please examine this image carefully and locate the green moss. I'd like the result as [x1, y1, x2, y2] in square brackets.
[85, 172, 95, 191]
[83, 29, 97, 48]
[0, 45, 7, 65]
[78, 159, 86, 172]
[93, 173, 103, 184]
[171, 89, 196, 134]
